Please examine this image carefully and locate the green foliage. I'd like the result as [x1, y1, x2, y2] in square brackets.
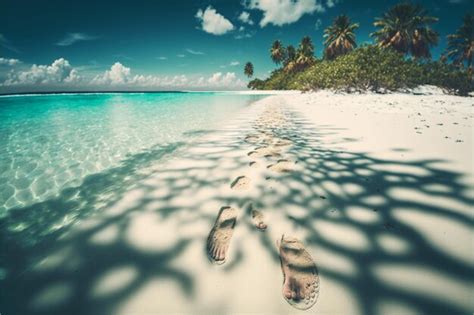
[324, 15, 359, 60]
[247, 78, 265, 90]
[244, 62, 254, 78]
[249, 45, 473, 95]
[419, 61, 473, 95]
[270, 40, 286, 65]
[446, 14, 474, 68]
[371, 2, 439, 58]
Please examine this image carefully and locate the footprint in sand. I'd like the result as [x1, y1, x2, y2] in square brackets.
[245, 132, 273, 145]
[248, 146, 281, 158]
[274, 138, 293, 148]
[278, 235, 320, 310]
[251, 208, 267, 230]
[206, 207, 238, 265]
[267, 159, 296, 173]
[244, 135, 260, 144]
[249, 161, 260, 168]
[231, 176, 251, 190]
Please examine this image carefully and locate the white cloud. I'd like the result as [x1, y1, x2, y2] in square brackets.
[238, 11, 254, 25]
[157, 56, 167, 60]
[230, 61, 240, 66]
[207, 72, 244, 88]
[196, 6, 234, 35]
[326, 0, 341, 8]
[91, 63, 244, 89]
[315, 18, 322, 30]
[177, 54, 186, 58]
[56, 33, 98, 46]
[186, 48, 205, 55]
[2, 58, 81, 85]
[245, 0, 325, 27]
[0, 57, 21, 66]
[1, 60, 246, 91]
[92, 62, 130, 85]
[235, 32, 254, 39]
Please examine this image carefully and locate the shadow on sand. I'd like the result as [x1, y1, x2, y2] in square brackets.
[0, 109, 472, 315]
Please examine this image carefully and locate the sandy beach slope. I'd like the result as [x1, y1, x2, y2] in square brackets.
[13, 90, 473, 315]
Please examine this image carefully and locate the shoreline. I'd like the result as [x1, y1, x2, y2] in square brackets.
[1, 85, 473, 98]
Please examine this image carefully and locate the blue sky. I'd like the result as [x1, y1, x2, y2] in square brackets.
[0, 0, 472, 93]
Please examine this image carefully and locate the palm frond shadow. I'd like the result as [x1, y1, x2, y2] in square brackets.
[1, 110, 472, 315]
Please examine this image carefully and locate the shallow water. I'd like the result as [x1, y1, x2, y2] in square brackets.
[0, 92, 264, 215]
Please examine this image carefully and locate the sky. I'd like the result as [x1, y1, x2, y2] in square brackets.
[0, 0, 472, 93]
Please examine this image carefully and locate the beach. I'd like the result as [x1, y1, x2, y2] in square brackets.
[2, 90, 473, 314]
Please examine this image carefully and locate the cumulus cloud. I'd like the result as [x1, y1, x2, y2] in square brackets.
[177, 54, 186, 58]
[92, 62, 130, 85]
[0, 57, 21, 66]
[196, 6, 234, 35]
[2, 58, 81, 86]
[157, 56, 167, 60]
[207, 72, 244, 87]
[229, 61, 240, 66]
[1, 59, 246, 91]
[91, 62, 244, 89]
[186, 48, 205, 55]
[245, 0, 325, 27]
[56, 33, 98, 46]
[238, 11, 254, 25]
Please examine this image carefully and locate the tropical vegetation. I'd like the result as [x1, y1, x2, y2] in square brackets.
[324, 15, 359, 60]
[270, 40, 286, 65]
[245, 2, 473, 96]
[371, 3, 439, 59]
[244, 62, 254, 78]
[446, 14, 474, 71]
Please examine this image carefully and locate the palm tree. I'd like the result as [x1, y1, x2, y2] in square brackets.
[244, 62, 254, 78]
[445, 14, 474, 69]
[270, 40, 286, 65]
[298, 36, 315, 59]
[285, 45, 297, 65]
[371, 2, 439, 58]
[324, 15, 359, 60]
[296, 36, 315, 69]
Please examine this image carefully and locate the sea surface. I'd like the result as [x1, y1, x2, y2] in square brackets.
[0, 92, 264, 218]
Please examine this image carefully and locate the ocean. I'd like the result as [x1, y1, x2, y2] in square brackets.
[0, 92, 264, 217]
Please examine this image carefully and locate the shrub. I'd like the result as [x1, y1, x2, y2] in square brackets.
[248, 45, 473, 95]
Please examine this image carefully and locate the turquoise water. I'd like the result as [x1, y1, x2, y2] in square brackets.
[0, 92, 263, 216]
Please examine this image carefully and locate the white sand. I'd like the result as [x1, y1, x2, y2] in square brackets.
[25, 90, 473, 314]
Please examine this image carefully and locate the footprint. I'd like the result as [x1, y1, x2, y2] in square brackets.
[278, 235, 320, 310]
[206, 207, 238, 265]
[251, 208, 267, 230]
[248, 146, 281, 158]
[267, 159, 296, 173]
[249, 161, 260, 168]
[231, 176, 250, 190]
[274, 138, 293, 148]
[245, 133, 271, 144]
[244, 135, 260, 144]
